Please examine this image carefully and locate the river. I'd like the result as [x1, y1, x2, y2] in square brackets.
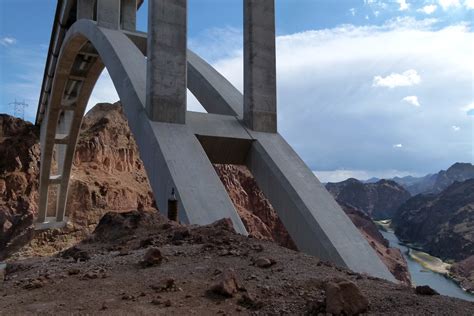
[379, 229, 474, 302]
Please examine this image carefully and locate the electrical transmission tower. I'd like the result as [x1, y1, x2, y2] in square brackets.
[9, 99, 29, 120]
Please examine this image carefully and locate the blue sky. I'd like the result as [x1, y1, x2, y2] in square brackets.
[1, 0, 473, 181]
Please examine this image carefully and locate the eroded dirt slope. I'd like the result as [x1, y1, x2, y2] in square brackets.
[1, 210, 472, 315]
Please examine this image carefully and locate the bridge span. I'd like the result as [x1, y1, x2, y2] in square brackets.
[34, 0, 395, 282]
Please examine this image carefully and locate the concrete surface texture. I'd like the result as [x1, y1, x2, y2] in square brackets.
[146, 0, 187, 123]
[97, 0, 121, 29]
[244, 0, 277, 133]
[34, 0, 396, 282]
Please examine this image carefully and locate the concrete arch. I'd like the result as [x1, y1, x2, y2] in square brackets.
[37, 19, 248, 235]
[37, 20, 395, 283]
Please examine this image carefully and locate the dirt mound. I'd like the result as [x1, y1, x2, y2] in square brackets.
[1, 211, 472, 315]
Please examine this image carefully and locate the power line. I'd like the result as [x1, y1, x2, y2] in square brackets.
[9, 99, 29, 120]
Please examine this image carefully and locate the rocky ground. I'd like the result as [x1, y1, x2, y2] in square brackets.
[1, 210, 473, 315]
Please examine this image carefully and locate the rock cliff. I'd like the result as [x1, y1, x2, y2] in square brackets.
[392, 179, 474, 262]
[0, 114, 40, 259]
[450, 255, 474, 293]
[326, 178, 411, 219]
[0, 103, 155, 259]
[338, 203, 411, 285]
[213, 164, 297, 250]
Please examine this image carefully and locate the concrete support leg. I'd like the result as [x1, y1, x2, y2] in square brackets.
[37, 108, 59, 223]
[146, 121, 247, 234]
[244, 0, 277, 133]
[97, 0, 120, 29]
[246, 132, 395, 281]
[55, 110, 74, 222]
[146, 0, 187, 124]
[77, 0, 96, 21]
[121, 0, 137, 31]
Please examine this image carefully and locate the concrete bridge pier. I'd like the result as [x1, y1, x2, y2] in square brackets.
[77, 0, 95, 20]
[121, 0, 137, 31]
[146, 0, 187, 123]
[97, 0, 121, 29]
[244, 0, 277, 133]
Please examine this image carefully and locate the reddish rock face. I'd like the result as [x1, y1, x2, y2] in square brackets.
[213, 164, 297, 250]
[0, 104, 154, 259]
[0, 114, 40, 259]
[66, 103, 155, 231]
[340, 203, 411, 285]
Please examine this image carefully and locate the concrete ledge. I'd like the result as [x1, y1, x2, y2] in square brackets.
[35, 217, 69, 230]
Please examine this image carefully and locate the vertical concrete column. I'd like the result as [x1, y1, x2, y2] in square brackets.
[97, 0, 121, 29]
[146, 0, 187, 124]
[77, 0, 96, 20]
[56, 111, 73, 172]
[121, 0, 137, 31]
[244, 0, 277, 133]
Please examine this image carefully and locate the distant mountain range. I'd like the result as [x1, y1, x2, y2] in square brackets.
[363, 162, 474, 195]
[326, 179, 411, 220]
[327, 162, 474, 292]
[392, 178, 474, 262]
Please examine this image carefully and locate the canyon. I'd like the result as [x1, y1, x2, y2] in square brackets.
[327, 166, 474, 294]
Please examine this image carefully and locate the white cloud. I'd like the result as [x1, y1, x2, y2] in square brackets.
[397, 0, 410, 11]
[461, 103, 474, 116]
[465, 0, 474, 9]
[452, 125, 461, 131]
[418, 4, 438, 14]
[0, 37, 17, 46]
[402, 95, 421, 107]
[349, 8, 357, 16]
[438, 0, 461, 10]
[373, 69, 421, 88]
[201, 18, 473, 174]
[393, 144, 403, 148]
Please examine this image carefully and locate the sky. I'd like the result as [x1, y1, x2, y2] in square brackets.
[1, 0, 473, 182]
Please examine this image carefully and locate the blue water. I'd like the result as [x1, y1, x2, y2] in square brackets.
[380, 230, 474, 302]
